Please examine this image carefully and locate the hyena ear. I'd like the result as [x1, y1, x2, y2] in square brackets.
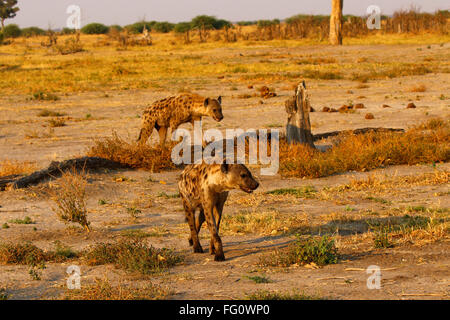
[204, 98, 210, 107]
[220, 161, 229, 174]
[217, 96, 222, 104]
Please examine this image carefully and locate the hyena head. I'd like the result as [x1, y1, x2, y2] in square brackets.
[204, 96, 223, 122]
[220, 162, 259, 193]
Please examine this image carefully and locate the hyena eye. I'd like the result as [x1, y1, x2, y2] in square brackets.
[240, 173, 247, 178]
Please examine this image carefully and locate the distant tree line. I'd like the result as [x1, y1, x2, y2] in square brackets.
[1, 9, 448, 43]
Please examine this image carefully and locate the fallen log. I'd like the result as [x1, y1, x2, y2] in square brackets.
[0, 157, 127, 191]
[312, 127, 405, 141]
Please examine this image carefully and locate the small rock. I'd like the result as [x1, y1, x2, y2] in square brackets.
[354, 103, 365, 109]
[322, 106, 330, 112]
[365, 113, 375, 119]
[407, 102, 416, 109]
[382, 104, 391, 108]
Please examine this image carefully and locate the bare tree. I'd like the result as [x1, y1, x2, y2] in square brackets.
[329, 0, 343, 45]
[0, 0, 19, 31]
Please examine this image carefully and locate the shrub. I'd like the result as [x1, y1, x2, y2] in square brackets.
[63, 278, 171, 300]
[174, 22, 192, 34]
[152, 22, 174, 33]
[0, 242, 46, 265]
[260, 235, 339, 267]
[81, 23, 109, 34]
[60, 27, 76, 35]
[83, 239, 181, 274]
[87, 133, 176, 172]
[2, 24, 21, 38]
[280, 120, 450, 178]
[21, 27, 46, 37]
[125, 21, 154, 34]
[246, 290, 322, 300]
[51, 169, 91, 232]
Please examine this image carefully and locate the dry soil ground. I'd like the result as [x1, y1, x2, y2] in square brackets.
[0, 40, 449, 300]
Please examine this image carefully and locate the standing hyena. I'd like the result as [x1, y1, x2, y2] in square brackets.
[137, 93, 223, 146]
[178, 162, 259, 261]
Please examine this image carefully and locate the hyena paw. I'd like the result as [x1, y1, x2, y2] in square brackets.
[193, 245, 204, 253]
[214, 253, 225, 262]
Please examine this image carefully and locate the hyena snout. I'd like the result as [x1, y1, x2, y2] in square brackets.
[239, 174, 259, 193]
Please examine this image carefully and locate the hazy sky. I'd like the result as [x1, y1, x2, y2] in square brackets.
[7, 0, 450, 29]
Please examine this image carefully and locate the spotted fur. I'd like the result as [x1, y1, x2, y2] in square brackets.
[178, 162, 259, 261]
[137, 93, 223, 145]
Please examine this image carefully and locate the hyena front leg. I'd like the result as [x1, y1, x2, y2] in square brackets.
[209, 195, 226, 256]
[205, 203, 225, 261]
[137, 118, 155, 145]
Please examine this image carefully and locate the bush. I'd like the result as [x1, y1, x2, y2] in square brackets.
[51, 169, 91, 232]
[174, 22, 192, 33]
[109, 24, 123, 32]
[81, 23, 109, 34]
[2, 24, 21, 38]
[87, 133, 176, 172]
[61, 27, 76, 35]
[280, 120, 450, 179]
[83, 239, 181, 274]
[152, 22, 174, 33]
[260, 235, 339, 267]
[125, 21, 155, 34]
[21, 27, 46, 37]
[0, 32, 3, 44]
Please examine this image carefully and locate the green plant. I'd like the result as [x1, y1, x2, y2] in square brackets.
[245, 290, 322, 300]
[266, 186, 317, 198]
[260, 235, 339, 267]
[2, 223, 9, 229]
[0, 288, 8, 300]
[8, 216, 34, 224]
[2, 24, 21, 38]
[126, 207, 142, 219]
[245, 275, 272, 284]
[157, 192, 180, 199]
[48, 241, 78, 262]
[81, 23, 109, 34]
[83, 239, 181, 275]
[31, 91, 59, 101]
[37, 109, 65, 117]
[371, 225, 394, 248]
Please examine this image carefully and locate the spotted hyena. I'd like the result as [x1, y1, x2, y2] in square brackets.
[137, 93, 223, 146]
[178, 162, 259, 261]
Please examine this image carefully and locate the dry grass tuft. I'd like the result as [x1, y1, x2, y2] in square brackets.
[280, 120, 449, 178]
[409, 84, 427, 92]
[63, 277, 171, 300]
[87, 133, 176, 172]
[82, 238, 182, 274]
[0, 160, 37, 177]
[51, 169, 91, 232]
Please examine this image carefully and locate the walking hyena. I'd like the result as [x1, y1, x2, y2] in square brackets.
[178, 162, 259, 261]
[137, 93, 223, 146]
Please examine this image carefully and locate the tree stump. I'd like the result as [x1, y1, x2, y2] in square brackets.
[285, 81, 315, 148]
[330, 0, 343, 45]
